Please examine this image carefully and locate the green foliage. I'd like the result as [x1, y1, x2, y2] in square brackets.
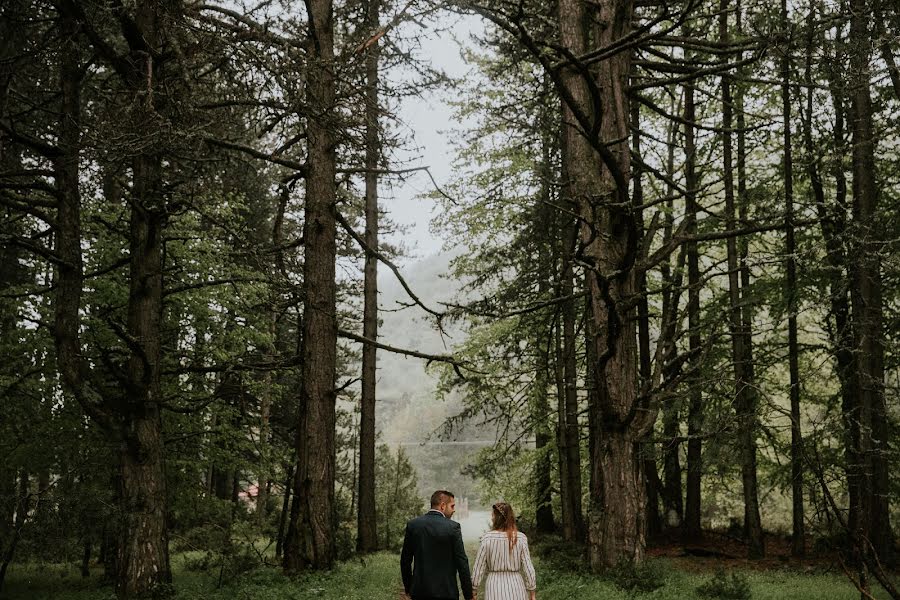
[4, 549, 894, 600]
[464, 442, 540, 522]
[134, 582, 177, 600]
[603, 560, 669, 594]
[374, 444, 421, 551]
[697, 569, 753, 600]
[182, 544, 260, 584]
[529, 534, 587, 573]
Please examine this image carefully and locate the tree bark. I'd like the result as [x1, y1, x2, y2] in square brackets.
[557, 0, 644, 568]
[81, 539, 92, 578]
[561, 220, 583, 542]
[847, 0, 892, 570]
[553, 311, 578, 542]
[0, 471, 28, 594]
[720, 0, 764, 559]
[284, 0, 338, 572]
[632, 100, 661, 539]
[779, 0, 805, 557]
[256, 318, 275, 527]
[533, 366, 556, 534]
[275, 463, 294, 559]
[812, 14, 863, 568]
[659, 104, 684, 531]
[357, 0, 381, 554]
[0, 9, 28, 567]
[735, 2, 758, 544]
[49, 2, 176, 593]
[118, 150, 171, 595]
[534, 115, 557, 535]
[683, 74, 703, 542]
[873, 0, 900, 100]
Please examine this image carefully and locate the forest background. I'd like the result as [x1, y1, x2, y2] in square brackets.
[0, 0, 898, 597]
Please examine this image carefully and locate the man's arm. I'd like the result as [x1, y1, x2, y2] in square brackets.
[400, 522, 414, 595]
[452, 522, 473, 600]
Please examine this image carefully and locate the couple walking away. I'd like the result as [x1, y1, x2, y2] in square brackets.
[400, 490, 537, 600]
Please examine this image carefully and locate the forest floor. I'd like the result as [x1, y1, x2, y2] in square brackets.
[3, 537, 894, 600]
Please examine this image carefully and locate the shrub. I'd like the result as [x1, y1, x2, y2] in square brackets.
[134, 582, 177, 599]
[603, 559, 667, 593]
[530, 534, 587, 573]
[696, 569, 752, 599]
[181, 541, 261, 585]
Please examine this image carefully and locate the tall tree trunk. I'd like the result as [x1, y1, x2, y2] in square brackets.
[779, 0, 805, 557]
[873, 0, 900, 100]
[555, 116, 575, 544]
[119, 151, 171, 595]
[553, 310, 578, 542]
[0, 471, 29, 593]
[256, 317, 275, 526]
[534, 114, 557, 535]
[81, 539, 92, 578]
[813, 14, 863, 569]
[735, 3, 758, 540]
[357, 0, 381, 553]
[0, 469, 13, 560]
[561, 221, 583, 542]
[720, 0, 764, 559]
[632, 100, 661, 538]
[51, 3, 176, 593]
[257, 396, 271, 525]
[848, 0, 892, 571]
[557, 0, 645, 568]
[275, 463, 294, 559]
[0, 6, 26, 565]
[659, 103, 684, 531]
[284, 0, 338, 571]
[533, 357, 556, 534]
[683, 74, 703, 542]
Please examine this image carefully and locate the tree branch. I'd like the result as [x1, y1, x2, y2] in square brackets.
[337, 328, 478, 378]
[334, 209, 445, 320]
[203, 136, 309, 174]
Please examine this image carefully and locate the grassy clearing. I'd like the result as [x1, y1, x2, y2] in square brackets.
[3, 546, 891, 599]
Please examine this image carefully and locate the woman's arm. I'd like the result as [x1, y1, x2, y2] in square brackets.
[520, 535, 537, 593]
[472, 536, 489, 590]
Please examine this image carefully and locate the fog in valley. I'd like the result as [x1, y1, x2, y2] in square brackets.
[373, 252, 492, 511]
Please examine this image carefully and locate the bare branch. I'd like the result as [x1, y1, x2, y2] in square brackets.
[337, 328, 479, 378]
[334, 209, 445, 320]
[203, 136, 309, 174]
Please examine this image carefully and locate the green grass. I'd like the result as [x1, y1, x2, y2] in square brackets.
[537, 564, 891, 600]
[2, 548, 892, 599]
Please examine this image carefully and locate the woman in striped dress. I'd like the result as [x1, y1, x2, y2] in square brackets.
[472, 502, 537, 600]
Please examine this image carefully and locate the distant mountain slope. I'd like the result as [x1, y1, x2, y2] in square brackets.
[375, 252, 462, 444]
[373, 253, 486, 504]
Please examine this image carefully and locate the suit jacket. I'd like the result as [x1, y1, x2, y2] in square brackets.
[400, 510, 473, 600]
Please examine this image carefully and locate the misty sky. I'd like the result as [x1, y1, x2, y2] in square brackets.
[381, 13, 484, 265]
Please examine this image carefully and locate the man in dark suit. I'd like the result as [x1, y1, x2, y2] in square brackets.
[401, 490, 474, 600]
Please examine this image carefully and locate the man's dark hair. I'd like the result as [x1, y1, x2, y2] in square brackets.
[430, 490, 454, 507]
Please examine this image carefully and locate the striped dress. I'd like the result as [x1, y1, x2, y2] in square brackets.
[472, 531, 537, 600]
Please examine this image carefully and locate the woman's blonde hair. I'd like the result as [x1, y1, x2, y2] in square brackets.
[491, 502, 518, 552]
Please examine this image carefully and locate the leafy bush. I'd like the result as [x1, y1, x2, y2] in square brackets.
[182, 543, 261, 584]
[530, 534, 587, 573]
[811, 529, 851, 554]
[171, 498, 234, 552]
[696, 569, 752, 599]
[374, 444, 421, 551]
[133, 582, 177, 600]
[603, 559, 667, 593]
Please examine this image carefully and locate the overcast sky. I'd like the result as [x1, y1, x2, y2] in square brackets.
[380, 13, 484, 265]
